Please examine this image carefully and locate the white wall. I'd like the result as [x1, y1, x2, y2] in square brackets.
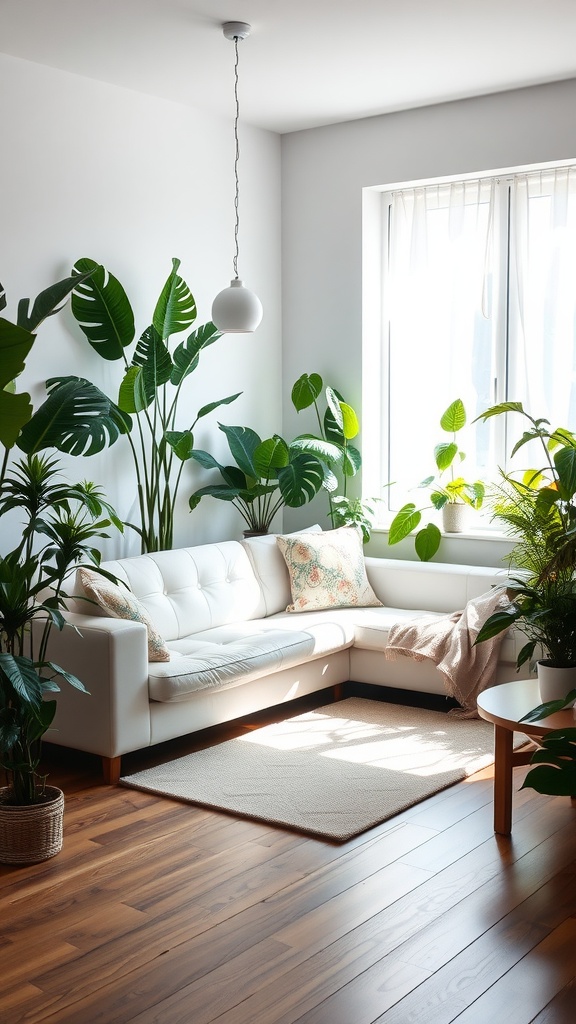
[281, 78, 576, 564]
[0, 52, 281, 556]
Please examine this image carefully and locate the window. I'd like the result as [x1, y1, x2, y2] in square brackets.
[363, 162, 576, 524]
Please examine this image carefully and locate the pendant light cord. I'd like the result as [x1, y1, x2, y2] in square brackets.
[233, 35, 241, 280]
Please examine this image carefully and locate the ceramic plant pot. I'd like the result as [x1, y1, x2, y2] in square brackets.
[536, 660, 576, 706]
[442, 502, 468, 534]
[0, 786, 64, 865]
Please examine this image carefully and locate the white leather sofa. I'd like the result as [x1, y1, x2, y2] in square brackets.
[43, 531, 524, 783]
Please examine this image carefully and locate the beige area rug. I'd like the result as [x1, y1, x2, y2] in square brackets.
[120, 697, 524, 842]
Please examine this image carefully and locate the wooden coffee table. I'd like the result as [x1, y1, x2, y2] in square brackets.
[477, 678, 575, 835]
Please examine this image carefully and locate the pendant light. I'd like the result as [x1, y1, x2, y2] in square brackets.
[212, 21, 263, 334]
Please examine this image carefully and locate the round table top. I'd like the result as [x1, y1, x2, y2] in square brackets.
[477, 678, 576, 736]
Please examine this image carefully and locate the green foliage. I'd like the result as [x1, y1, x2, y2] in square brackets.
[330, 496, 379, 544]
[0, 454, 121, 804]
[387, 399, 485, 561]
[474, 403, 576, 669]
[290, 372, 366, 529]
[46, 257, 241, 551]
[518, 691, 576, 796]
[189, 423, 324, 533]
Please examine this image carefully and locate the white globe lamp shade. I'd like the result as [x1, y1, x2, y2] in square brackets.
[211, 279, 263, 334]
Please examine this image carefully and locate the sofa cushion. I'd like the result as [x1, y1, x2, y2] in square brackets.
[78, 568, 170, 663]
[148, 629, 317, 702]
[276, 526, 382, 612]
[241, 525, 322, 616]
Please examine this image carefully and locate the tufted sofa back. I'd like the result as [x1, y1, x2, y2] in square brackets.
[70, 541, 267, 641]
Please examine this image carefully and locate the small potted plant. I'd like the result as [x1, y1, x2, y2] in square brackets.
[387, 399, 485, 560]
[188, 423, 325, 534]
[474, 402, 576, 702]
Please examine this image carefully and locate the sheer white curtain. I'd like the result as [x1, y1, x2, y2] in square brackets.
[385, 179, 496, 511]
[509, 166, 576, 431]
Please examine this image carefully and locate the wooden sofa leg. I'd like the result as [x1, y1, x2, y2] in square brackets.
[102, 755, 122, 785]
[333, 683, 344, 702]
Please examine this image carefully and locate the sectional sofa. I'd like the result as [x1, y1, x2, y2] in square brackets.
[43, 527, 525, 783]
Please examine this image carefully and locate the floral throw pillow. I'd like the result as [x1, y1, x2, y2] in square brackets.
[275, 527, 382, 612]
[79, 567, 170, 663]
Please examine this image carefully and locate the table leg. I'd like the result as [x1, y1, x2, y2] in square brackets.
[493, 724, 514, 835]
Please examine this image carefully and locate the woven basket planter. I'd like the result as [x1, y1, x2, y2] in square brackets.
[0, 786, 64, 865]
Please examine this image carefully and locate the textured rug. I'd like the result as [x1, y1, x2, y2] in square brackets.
[120, 697, 523, 842]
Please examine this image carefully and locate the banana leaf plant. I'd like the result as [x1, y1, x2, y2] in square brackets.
[188, 423, 324, 532]
[21, 258, 241, 552]
[0, 268, 96, 482]
[290, 373, 363, 527]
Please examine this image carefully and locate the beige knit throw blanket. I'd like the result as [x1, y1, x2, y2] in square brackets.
[385, 587, 512, 715]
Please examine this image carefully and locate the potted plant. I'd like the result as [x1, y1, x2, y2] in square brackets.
[387, 399, 485, 560]
[0, 272, 121, 863]
[188, 423, 325, 534]
[474, 402, 576, 701]
[289, 373, 365, 527]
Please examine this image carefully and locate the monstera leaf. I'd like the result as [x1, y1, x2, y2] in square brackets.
[18, 377, 131, 456]
[153, 258, 197, 340]
[71, 258, 135, 360]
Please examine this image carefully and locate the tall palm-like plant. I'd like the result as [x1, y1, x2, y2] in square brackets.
[0, 454, 121, 804]
[475, 403, 576, 669]
[54, 262, 238, 552]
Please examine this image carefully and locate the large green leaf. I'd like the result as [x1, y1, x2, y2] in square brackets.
[415, 523, 441, 561]
[278, 454, 324, 507]
[340, 402, 359, 440]
[118, 366, 148, 414]
[0, 390, 34, 450]
[18, 270, 94, 332]
[434, 441, 458, 472]
[388, 504, 421, 544]
[170, 322, 222, 386]
[124, 325, 173, 408]
[18, 377, 132, 456]
[165, 430, 195, 461]
[71, 258, 135, 359]
[440, 398, 466, 433]
[219, 424, 261, 479]
[555, 446, 576, 501]
[253, 436, 289, 479]
[289, 434, 343, 464]
[153, 258, 197, 340]
[291, 372, 323, 412]
[0, 654, 43, 706]
[342, 444, 361, 477]
[0, 317, 36, 389]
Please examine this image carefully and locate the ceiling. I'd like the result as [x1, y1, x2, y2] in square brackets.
[2, 0, 576, 133]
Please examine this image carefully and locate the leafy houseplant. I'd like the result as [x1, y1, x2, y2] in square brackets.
[474, 403, 576, 677]
[0, 272, 121, 861]
[188, 423, 325, 533]
[517, 689, 576, 796]
[17, 258, 240, 553]
[387, 399, 485, 561]
[0, 454, 121, 810]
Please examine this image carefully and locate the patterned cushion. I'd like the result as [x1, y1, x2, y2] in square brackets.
[275, 527, 382, 612]
[79, 567, 170, 662]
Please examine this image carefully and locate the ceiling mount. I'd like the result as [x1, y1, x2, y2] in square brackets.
[222, 22, 251, 42]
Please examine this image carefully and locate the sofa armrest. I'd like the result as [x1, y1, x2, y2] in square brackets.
[39, 613, 152, 759]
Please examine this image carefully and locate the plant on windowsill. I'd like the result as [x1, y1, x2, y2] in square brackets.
[0, 274, 121, 863]
[188, 423, 325, 534]
[474, 402, 576, 699]
[387, 399, 485, 561]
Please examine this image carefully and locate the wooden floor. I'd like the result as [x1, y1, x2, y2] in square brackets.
[1, 693, 575, 1024]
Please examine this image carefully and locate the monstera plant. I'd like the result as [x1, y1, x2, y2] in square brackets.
[19, 258, 240, 552]
[189, 423, 325, 533]
[290, 373, 365, 527]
